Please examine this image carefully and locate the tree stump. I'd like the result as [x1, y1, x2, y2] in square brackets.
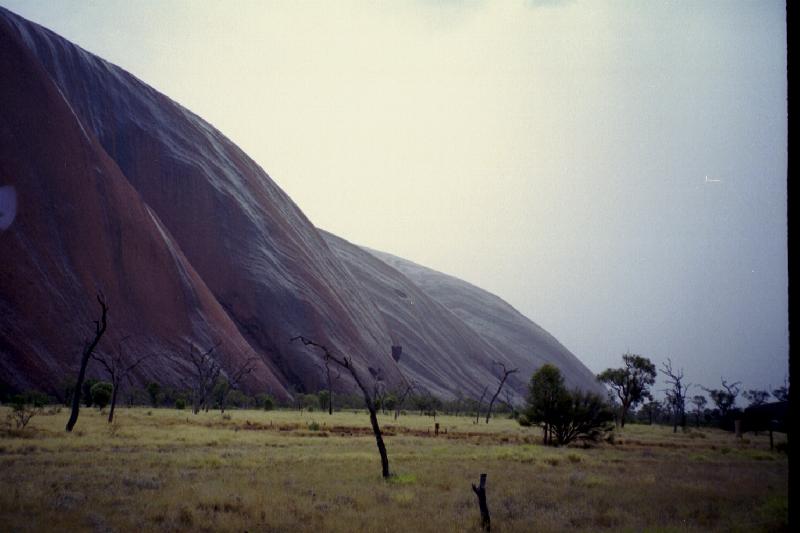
[471, 473, 490, 531]
[435, 422, 440, 436]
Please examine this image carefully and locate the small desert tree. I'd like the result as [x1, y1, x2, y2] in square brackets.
[598, 353, 656, 428]
[66, 293, 109, 432]
[146, 382, 162, 408]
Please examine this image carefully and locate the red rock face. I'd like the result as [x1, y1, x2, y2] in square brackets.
[0, 7, 601, 401]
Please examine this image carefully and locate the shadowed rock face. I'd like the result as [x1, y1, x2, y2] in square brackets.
[0, 7, 600, 402]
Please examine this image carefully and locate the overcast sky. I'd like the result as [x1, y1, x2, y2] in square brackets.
[3, 0, 787, 398]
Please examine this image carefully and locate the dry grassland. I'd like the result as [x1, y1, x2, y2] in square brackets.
[0, 407, 788, 532]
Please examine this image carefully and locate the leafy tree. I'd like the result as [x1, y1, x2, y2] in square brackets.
[318, 390, 331, 413]
[523, 364, 613, 445]
[146, 382, 161, 408]
[90, 382, 113, 410]
[524, 364, 570, 445]
[255, 393, 274, 411]
[638, 400, 663, 425]
[382, 394, 397, 413]
[743, 389, 771, 407]
[550, 389, 614, 445]
[82, 378, 99, 407]
[598, 353, 657, 428]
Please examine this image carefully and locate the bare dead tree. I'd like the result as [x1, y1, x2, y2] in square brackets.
[660, 359, 690, 433]
[471, 473, 491, 531]
[475, 385, 489, 424]
[216, 356, 259, 413]
[485, 362, 519, 423]
[291, 335, 392, 478]
[175, 341, 223, 414]
[92, 336, 154, 423]
[394, 381, 415, 420]
[66, 293, 108, 432]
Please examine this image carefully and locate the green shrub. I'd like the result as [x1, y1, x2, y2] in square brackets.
[90, 382, 113, 410]
[175, 398, 186, 410]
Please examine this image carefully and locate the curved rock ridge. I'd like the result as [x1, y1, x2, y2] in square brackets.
[0, 6, 401, 397]
[364, 248, 605, 396]
[0, 6, 600, 402]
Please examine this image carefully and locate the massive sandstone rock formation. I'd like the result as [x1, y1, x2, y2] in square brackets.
[0, 7, 600, 401]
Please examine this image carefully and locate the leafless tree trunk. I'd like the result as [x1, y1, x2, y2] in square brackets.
[485, 362, 519, 423]
[325, 359, 339, 415]
[475, 385, 489, 424]
[66, 294, 108, 432]
[92, 336, 153, 423]
[292, 335, 392, 478]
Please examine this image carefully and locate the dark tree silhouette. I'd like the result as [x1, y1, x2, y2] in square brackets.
[291, 335, 394, 478]
[66, 293, 108, 432]
[485, 362, 519, 423]
[772, 377, 789, 402]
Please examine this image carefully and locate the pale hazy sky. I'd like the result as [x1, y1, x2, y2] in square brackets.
[3, 0, 787, 398]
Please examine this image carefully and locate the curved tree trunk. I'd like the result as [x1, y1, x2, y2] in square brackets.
[66, 294, 108, 432]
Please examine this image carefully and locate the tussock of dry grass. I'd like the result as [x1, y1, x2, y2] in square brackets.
[0, 407, 788, 532]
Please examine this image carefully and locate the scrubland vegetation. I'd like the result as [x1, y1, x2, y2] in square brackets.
[0, 406, 788, 532]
